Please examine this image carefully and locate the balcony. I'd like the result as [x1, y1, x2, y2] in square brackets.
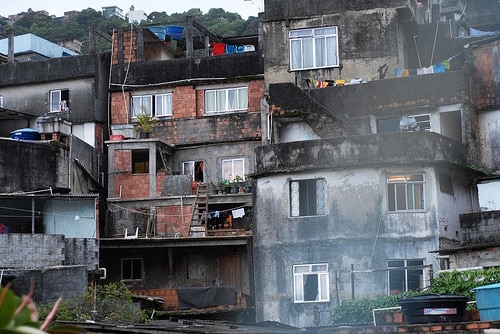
[255, 132, 467, 175]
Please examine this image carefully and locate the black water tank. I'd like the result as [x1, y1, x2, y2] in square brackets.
[399, 294, 469, 324]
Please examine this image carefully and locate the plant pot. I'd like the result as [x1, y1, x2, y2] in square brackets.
[244, 185, 252, 193]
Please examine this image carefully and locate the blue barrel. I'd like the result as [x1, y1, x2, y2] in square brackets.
[10, 128, 40, 140]
[148, 26, 166, 40]
[473, 283, 500, 321]
[165, 25, 184, 40]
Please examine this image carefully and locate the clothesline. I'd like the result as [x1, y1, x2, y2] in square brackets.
[394, 53, 460, 77]
[107, 202, 249, 219]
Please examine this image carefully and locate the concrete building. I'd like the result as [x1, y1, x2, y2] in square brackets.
[0, 33, 78, 62]
[253, 0, 500, 328]
[100, 19, 263, 320]
[0, 36, 108, 302]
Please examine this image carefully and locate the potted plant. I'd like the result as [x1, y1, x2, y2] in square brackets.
[210, 181, 220, 194]
[244, 175, 253, 193]
[134, 112, 156, 138]
[220, 179, 231, 194]
[234, 175, 245, 192]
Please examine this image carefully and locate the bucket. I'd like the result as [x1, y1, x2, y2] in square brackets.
[165, 25, 184, 40]
[399, 294, 469, 324]
[148, 26, 166, 40]
[473, 283, 500, 321]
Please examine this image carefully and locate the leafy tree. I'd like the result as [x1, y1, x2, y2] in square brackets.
[4, 6, 258, 54]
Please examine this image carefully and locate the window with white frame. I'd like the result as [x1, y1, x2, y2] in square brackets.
[182, 160, 205, 182]
[155, 93, 173, 117]
[122, 258, 143, 281]
[131, 95, 153, 118]
[387, 173, 425, 212]
[205, 87, 248, 113]
[290, 178, 325, 217]
[293, 263, 330, 303]
[388, 259, 424, 294]
[289, 26, 339, 71]
[49, 89, 69, 112]
[400, 114, 431, 132]
[377, 114, 431, 133]
[222, 158, 245, 181]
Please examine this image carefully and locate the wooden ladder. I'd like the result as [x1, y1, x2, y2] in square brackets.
[189, 182, 208, 237]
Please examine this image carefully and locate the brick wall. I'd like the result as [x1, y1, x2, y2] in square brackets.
[112, 30, 139, 65]
[112, 149, 150, 198]
[111, 92, 130, 124]
[174, 85, 197, 118]
[156, 205, 192, 237]
[114, 173, 150, 198]
[109, 79, 264, 145]
[473, 41, 500, 111]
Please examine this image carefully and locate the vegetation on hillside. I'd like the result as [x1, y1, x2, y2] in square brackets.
[0, 7, 259, 54]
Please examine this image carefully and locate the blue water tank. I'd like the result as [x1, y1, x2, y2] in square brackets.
[148, 26, 166, 40]
[165, 25, 184, 40]
[10, 128, 40, 140]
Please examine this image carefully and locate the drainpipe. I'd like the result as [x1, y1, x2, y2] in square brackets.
[8, 30, 14, 63]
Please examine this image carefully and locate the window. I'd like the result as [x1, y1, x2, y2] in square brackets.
[155, 93, 173, 117]
[122, 258, 143, 281]
[377, 117, 400, 133]
[400, 114, 431, 132]
[131, 95, 152, 118]
[205, 87, 248, 113]
[293, 263, 330, 303]
[222, 158, 244, 181]
[388, 259, 424, 294]
[49, 89, 69, 112]
[378, 114, 431, 133]
[183, 161, 205, 182]
[132, 149, 149, 174]
[0, 96, 3, 108]
[387, 173, 425, 211]
[290, 178, 325, 217]
[289, 26, 339, 71]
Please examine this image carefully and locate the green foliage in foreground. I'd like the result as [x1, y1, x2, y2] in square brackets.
[0, 284, 85, 333]
[38, 282, 148, 324]
[332, 268, 500, 325]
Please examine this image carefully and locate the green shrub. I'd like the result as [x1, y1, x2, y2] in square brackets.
[428, 268, 500, 302]
[331, 292, 418, 325]
[39, 282, 148, 324]
[331, 268, 500, 325]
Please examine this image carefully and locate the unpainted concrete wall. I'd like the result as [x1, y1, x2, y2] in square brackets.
[0, 53, 110, 125]
[0, 234, 65, 268]
[253, 163, 472, 327]
[263, 4, 403, 87]
[6, 266, 87, 303]
[0, 139, 59, 192]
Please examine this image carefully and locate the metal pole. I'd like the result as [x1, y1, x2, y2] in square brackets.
[351, 263, 355, 300]
[31, 197, 35, 234]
